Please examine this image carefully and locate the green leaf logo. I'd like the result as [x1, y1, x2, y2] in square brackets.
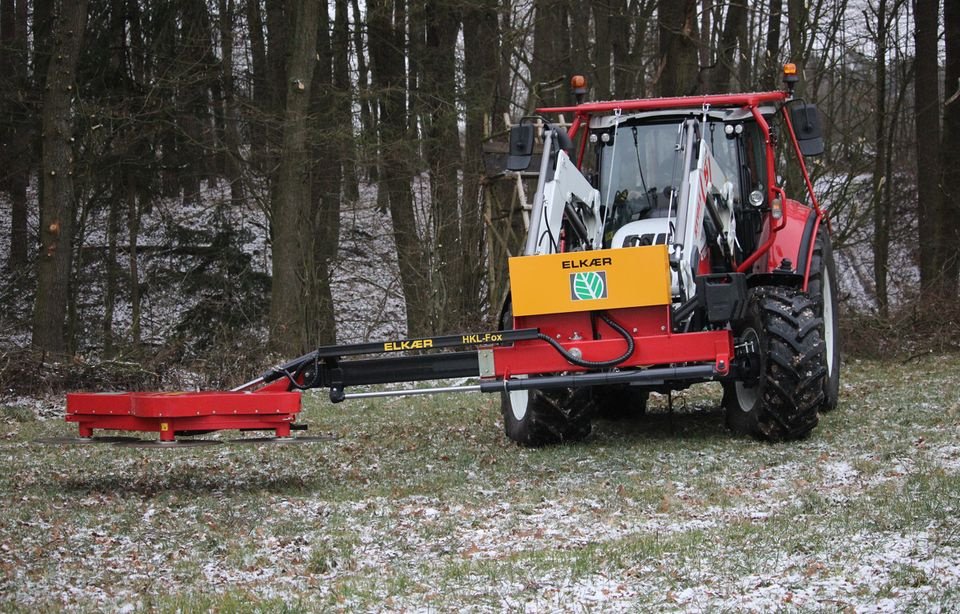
[571, 271, 607, 301]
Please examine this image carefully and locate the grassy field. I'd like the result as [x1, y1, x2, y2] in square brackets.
[1, 356, 959, 612]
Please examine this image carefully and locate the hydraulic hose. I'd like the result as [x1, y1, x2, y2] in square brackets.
[537, 313, 635, 369]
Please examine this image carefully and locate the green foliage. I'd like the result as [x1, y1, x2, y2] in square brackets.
[151, 218, 271, 360]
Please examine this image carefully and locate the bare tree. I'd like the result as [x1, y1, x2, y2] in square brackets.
[657, 0, 699, 96]
[0, 0, 30, 270]
[369, 0, 432, 336]
[942, 0, 960, 297]
[914, 0, 943, 295]
[268, 0, 320, 355]
[32, 0, 89, 353]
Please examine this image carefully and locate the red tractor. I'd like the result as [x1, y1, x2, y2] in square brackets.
[66, 65, 839, 447]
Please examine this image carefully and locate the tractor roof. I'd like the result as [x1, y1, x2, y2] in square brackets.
[539, 90, 788, 115]
[586, 105, 776, 130]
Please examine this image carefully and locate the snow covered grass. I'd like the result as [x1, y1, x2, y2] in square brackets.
[1, 356, 959, 611]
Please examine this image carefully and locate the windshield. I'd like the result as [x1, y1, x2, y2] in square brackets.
[598, 121, 682, 214]
[596, 119, 745, 244]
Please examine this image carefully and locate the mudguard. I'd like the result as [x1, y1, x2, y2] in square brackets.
[763, 199, 821, 288]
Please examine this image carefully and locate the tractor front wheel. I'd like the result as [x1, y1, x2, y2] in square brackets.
[725, 286, 826, 441]
[501, 385, 593, 446]
[499, 302, 593, 446]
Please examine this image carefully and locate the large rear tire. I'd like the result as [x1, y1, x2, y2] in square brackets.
[807, 228, 841, 411]
[725, 286, 825, 441]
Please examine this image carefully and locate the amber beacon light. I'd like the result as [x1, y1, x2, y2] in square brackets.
[571, 74, 587, 104]
[782, 63, 799, 93]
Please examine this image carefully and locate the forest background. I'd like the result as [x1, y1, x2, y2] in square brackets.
[0, 0, 958, 389]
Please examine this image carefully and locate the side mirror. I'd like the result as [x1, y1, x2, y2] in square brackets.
[790, 103, 824, 157]
[507, 125, 535, 171]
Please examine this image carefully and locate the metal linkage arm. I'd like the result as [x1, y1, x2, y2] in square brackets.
[236, 327, 542, 397]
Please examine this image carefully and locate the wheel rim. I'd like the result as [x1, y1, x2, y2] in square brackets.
[823, 265, 836, 377]
[509, 376, 529, 420]
[734, 327, 761, 412]
[734, 381, 759, 412]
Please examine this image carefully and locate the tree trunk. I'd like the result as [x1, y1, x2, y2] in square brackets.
[32, 0, 89, 354]
[219, 0, 244, 205]
[178, 0, 212, 207]
[1, 0, 30, 269]
[103, 193, 119, 357]
[657, 0, 699, 97]
[308, 0, 340, 346]
[423, 0, 462, 331]
[872, 0, 890, 316]
[528, 0, 568, 110]
[568, 0, 589, 80]
[127, 177, 142, 350]
[786, 0, 807, 95]
[942, 0, 960, 297]
[350, 0, 374, 177]
[762, 0, 783, 89]
[369, 0, 431, 336]
[711, 0, 747, 93]
[268, 0, 320, 356]
[333, 0, 358, 202]
[246, 0, 268, 170]
[590, 0, 612, 100]
[914, 0, 942, 295]
[463, 0, 499, 326]
[701, 0, 711, 67]
[610, 0, 633, 98]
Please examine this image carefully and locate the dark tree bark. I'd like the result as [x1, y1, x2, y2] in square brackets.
[369, 0, 431, 336]
[762, 0, 783, 89]
[408, 0, 424, 142]
[914, 0, 943, 295]
[423, 0, 462, 331]
[126, 177, 142, 349]
[32, 0, 89, 353]
[218, 0, 244, 205]
[1, 0, 30, 269]
[265, 0, 288, 113]
[568, 0, 589, 80]
[246, 0, 269, 169]
[610, 0, 633, 98]
[590, 0, 613, 100]
[350, 0, 374, 156]
[31, 0, 54, 89]
[701, 0, 713, 67]
[333, 0, 358, 202]
[178, 0, 214, 206]
[710, 0, 747, 93]
[528, 0, 569, 109]
[786, 0, 807, 95]
[942, 0, 960, 297]
[618, 0, 657, 99]
[103, 193, 120, 357]
[463, 0, 500, 326]
[268, 0, 320, 355]
[308, 0, 340, 346]
[871, 0, 891, 316]
[657, 0, 699, 97]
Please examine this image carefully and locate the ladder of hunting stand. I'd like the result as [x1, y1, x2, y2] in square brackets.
[480, 114, 568, 309]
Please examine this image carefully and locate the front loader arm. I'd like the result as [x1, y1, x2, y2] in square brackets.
[671, 119, 737, 302]
[528, 144, 603, 256]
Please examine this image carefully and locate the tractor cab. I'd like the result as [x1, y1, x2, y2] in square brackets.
[589, 108, 771, 260]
